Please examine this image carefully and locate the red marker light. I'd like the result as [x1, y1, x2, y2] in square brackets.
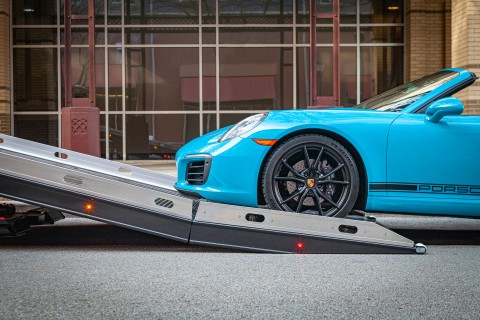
[296, 242, 304, 249]
[0, 217, 5, 221]
[84, 203, 94, 212]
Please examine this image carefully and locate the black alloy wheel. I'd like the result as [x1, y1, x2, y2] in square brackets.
[262, 134, 359, 217]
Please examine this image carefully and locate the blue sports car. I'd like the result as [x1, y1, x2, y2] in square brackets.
[175, 68, 480, 218]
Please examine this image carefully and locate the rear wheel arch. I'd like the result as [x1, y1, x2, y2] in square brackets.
[256, 129, 368, 211]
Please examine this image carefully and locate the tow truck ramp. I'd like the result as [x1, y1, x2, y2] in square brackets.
[0, 133, 426, 254]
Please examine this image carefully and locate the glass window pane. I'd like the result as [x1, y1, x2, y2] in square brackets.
[13, 0, 57, 25]
[107, 28, 122, 45]
[360, 0, 403, 24]
[219, 48, 293, 111]
[202, 0, 216, 24]
[295, 0, 310, 24]
[316, 27, 333, 44]
[360, 27, 403, 44]
[360, 46, 404, 101]
[108, 48, 123, 111]
[125, 0, 199, 25]
[125, 27, 199, 45]
[296, 47, 310, 108]
[340, 47, 357, 107]
[100, 114, 106, 158]
[202, 27, 216, 45]
[126, 48, 199, 111]
[126, 114, 149, 160]
[108, 0, 122, 25]
[296, 28, 309, 44]
[202, 113, 216, 134]
[341, 27, 356, 44]
[13, 28, 57, 45]
[219, 27, 293, 45]
[14, 115, 58, 147]
[126, 114, 199, 160]
[316, 47, 333, 99]
[95, 49, 106, 111]
[202, 48, 216, 111]
[14, 48, 58, 112]
[219, 0, 293, 24]
[296, 0, 309, 24]
[95, 0, 106, 24]
[340, 0, 357, 24]
[108, 114, 123, 159]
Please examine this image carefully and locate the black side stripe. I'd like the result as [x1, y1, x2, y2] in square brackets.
[370, 183, 418, 192]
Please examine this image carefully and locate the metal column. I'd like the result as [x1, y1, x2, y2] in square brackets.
[62, 0, 100, 156]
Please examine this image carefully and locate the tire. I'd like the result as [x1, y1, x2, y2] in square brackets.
[262, 134, 359, 217]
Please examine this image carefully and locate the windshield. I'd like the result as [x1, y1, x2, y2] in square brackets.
[355, 70, 459, 111]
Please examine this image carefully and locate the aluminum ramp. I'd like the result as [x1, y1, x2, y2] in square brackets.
[0, 134, 426, 254]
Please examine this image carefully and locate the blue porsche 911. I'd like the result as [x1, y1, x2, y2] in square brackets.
[175, 68, 480, 218]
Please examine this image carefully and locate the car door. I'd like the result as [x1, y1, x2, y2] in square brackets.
[385, 112, 480, 217]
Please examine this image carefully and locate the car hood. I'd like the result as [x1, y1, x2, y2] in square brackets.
[264, 108, 374, 122]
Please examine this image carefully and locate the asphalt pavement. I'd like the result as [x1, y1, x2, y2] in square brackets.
[1, 245, 479, 320]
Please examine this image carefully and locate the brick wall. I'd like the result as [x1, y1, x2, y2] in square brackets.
[0, 0, 10, 134]
[451, 0, 480, 115]
[406, 0, 452, 81]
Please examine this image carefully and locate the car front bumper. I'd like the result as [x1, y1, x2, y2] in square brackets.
[175, 128, 272, 207]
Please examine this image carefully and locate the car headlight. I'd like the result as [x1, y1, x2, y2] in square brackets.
[218, 113, 268, 142]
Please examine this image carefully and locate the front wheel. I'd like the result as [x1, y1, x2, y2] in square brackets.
[262, 134, 360, 217]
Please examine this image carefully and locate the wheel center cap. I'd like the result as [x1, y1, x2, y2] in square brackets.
[306, 178, 315, 188]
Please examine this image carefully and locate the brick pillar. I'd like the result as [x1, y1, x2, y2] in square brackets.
[0, 0, 10, 134]
[406, 0, 451, 81]
[451, 0, 480, 115]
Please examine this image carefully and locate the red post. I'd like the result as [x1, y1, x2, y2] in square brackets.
[309, 0, 341, 108]
[88, 0, 96, 104]
[64, 1, 72, 108]
[309, 0, 317, 106]
[332, 0, 340, 105]
[62, 0, 100, 157]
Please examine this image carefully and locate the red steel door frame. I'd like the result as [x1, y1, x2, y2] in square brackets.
[309, 0, 340, 107]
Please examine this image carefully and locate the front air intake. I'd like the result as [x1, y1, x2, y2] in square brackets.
[186, 157, 211, 185]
